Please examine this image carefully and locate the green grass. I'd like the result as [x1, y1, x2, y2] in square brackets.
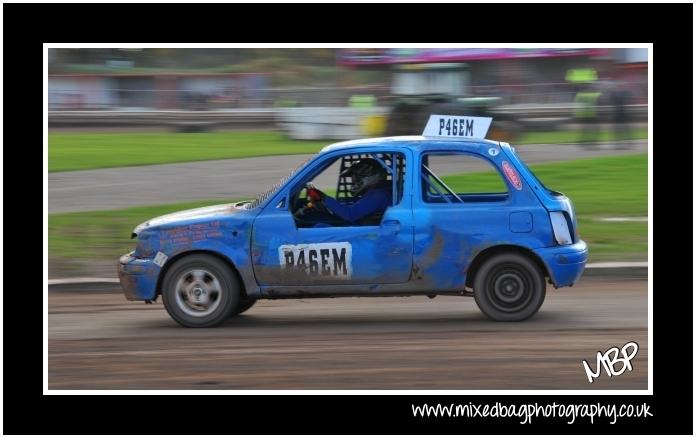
[48, 128, 648, 172]
[440, 170, 509, 194]
[48, 131, 327, 172]
[572, 220, 647, 261]
[518, 127, 647, 145]
[533, 153, 648, 260]
[49, 200, 237, 262]
[528, 154, 647, 216]
[48, 154, 647, 273]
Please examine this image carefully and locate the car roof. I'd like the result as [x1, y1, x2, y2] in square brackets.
[319, 135, 505, 154]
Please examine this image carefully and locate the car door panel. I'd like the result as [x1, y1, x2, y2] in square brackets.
[252, 205, 413, 287]
[251, 148, 414, 288]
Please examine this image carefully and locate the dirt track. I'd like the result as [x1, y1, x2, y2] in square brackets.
[48, 277, 648, 390]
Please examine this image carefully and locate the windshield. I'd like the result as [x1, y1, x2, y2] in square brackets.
[245, 157, 314, 209]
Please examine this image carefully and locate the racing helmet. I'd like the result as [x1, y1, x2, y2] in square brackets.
[342, 158, 388, 196]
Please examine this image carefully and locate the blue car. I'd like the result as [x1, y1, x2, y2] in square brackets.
[119, 116, 587, 327]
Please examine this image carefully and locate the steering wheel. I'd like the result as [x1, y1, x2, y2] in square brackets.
[313, 198, 332, 216]
[294, 183, 330, 218]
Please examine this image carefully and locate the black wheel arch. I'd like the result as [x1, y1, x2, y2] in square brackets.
[156, 250, 248, 299]
[465, 245, 550, 289]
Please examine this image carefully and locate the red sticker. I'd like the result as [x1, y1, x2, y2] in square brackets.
[501, 161, 523, 190]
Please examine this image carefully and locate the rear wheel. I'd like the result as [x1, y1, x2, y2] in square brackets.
[162, 254, 240, 327]
[473, 253, 545, 321]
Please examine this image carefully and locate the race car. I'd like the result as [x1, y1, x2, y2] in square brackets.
[118, 115, 587, 327]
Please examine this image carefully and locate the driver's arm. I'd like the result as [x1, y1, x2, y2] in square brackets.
[322, 189, 389, 223]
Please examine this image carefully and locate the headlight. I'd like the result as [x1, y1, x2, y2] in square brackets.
[549, 211, 572, 245]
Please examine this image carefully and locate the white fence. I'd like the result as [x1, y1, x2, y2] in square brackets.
[276, 107, 387, 140]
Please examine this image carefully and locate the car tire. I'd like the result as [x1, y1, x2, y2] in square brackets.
[473, 253, 546, 321]
[231, 298, 257, 317]
[161, 254, 240, 328]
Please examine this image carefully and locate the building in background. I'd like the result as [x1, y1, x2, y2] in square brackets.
[47, 48, 647, 136]
[610, 48, 648, 104]
[337, 48, 638, 104]
[48, 72, 269, 110]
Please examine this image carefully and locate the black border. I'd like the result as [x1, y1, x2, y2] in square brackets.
[4, 2, 693, 435]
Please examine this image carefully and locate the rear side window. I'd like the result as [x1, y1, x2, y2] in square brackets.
[421, 152, 508, 203]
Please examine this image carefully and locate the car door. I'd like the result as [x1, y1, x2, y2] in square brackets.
[251, 150, 414, 287]
[412, 149, 515, 290]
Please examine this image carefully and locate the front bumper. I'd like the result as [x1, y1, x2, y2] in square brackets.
[118, 252, 160, 301]
[535, 240, 588, 287]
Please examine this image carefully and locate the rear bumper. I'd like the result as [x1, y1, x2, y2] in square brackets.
[536, 240, 588, 287]
[118, 252, 160, 301]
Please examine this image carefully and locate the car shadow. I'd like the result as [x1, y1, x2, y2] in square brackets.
[142, 308, 566, 330]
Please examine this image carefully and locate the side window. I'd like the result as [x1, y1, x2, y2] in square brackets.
[335, 153, 405, 206]
[421, 153, 508, 203]
[290, 152, 406, 228]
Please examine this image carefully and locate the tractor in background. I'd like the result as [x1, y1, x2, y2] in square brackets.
[381, 63, 522, 142]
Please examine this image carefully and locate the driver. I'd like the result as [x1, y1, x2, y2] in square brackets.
[307, 158, 392, 225]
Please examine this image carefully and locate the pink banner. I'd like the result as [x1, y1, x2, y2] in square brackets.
[338, 48, 609, 65]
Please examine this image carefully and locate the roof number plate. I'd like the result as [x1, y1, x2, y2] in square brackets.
[422, 115, 492, 140]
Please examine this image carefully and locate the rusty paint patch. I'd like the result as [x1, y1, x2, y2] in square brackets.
[420, 229, 445, 267]
[410, 263, 422, 280]
[128, 265, 147, 274]
[253, 264, 355, 287]
[118, 270, 139, 300]
[160, 221, 225, 249]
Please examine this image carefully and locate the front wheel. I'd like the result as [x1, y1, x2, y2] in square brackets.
[473, 253, 546, 321]
[162, 254, 240, 327]
[231, 298, 257, 317]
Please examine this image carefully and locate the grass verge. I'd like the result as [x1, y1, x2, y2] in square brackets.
[49, 128, 647, 172]
[49, 200, 236, 264]
[48, 131, 327, 172]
